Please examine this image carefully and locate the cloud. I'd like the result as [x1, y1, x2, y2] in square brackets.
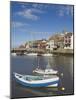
[32, 4, 39, 8]
[32, 3, 50, 9]
[11, 21, 29, 28]
[58, 9, 64, 16]
[17, 8, 44, 20]
[58, 5, 73, 17]
[65, 6, 73, 16]
[20, 3, 50, 9]
[20, 3, 30, 8]
[69, 6, 73, 16]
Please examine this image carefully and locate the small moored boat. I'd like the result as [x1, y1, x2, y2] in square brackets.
[26, 53, 37, 56]
[14, 72, 59, 87]
[33, 62, 58, 75]
[42, 53, 53, 56]
[33, 55, 58, 75]
[11, 53, 16, 56]
[33, 68, 58, 75]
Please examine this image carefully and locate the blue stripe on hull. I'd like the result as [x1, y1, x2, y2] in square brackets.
[15, 77, 59, 87]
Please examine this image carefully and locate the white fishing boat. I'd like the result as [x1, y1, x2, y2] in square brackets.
[33, 66, 58, 75]
[42, 53, 53, 56]
[33, 58, 58, 75]
[14, 72, 59, 87]
[11, 53, 16, 56]
[26, 53, 37, 56]
[24, 52, 27, 55]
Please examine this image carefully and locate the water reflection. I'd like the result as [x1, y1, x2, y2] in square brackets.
[11, 55, 74, 98]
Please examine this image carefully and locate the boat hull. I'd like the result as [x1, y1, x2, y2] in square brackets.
[33, 69, 58, 75]
[42, 54, 53, 56]
[26, 53, 37, 56]
[14, 73, 59, 87]
[11, 53, 16, 56]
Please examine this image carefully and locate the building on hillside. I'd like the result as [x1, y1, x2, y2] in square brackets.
[19, 45, 25, 48]
[46, 40, 56, 50]
[30, 40, 41, 49]
[25, 43, 30, 49]
[25, 41, 33, 49]
[47, 33, 64, 50]
[56, 34, 64, 48]
[39, 39, 47, 49]
[25, 39, 47, 49]
[64, 32, 73, 49]
[70, 35, 73, 49]
[32, 39, 47, 49]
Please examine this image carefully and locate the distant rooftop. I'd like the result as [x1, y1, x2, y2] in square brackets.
[64, 32, 73, 37]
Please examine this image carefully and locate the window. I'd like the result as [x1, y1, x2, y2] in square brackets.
[65, 40, 67, 43]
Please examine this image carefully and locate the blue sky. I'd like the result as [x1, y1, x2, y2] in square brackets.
[10, 1, 74, 48]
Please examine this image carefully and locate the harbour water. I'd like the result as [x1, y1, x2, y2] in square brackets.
[11, 54, 74, 98]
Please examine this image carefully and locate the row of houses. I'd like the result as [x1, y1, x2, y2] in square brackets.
[64, 32, 73, 49]
[25, 39, 47, 49]
[47, 32, 73, 50]
[19, 32, 73, 50]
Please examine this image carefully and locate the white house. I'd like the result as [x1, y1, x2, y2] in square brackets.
[70, 34, 73, 49]
[64, 32, 73, 49]
[46, 40, 56, 50]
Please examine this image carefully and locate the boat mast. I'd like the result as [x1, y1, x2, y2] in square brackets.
[37, 56, 40, 68]
[46, 57, 51, 69]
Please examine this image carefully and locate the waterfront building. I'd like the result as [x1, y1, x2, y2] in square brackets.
[25, 41, 32, 49]
[57, 34, 64, 48]
[46, 40, 56, 50]
[25, 43, 30, 49]
[47, 33, 64, 50]
[30, 39, 47, 49]
[64, 32, 73, 49]
[70, 35, 73, 49]
[39, 39, 47, 49]
[19, 45, 25, 48]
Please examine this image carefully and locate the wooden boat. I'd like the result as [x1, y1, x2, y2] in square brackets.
[14, 72, 59, 87]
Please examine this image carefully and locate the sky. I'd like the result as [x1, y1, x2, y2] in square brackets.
[10, 1, 74, 48]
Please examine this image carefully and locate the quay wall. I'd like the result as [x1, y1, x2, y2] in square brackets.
[50, 49, 74, 55]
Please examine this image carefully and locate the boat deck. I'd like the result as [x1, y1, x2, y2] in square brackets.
[23, 75, 58, 81]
